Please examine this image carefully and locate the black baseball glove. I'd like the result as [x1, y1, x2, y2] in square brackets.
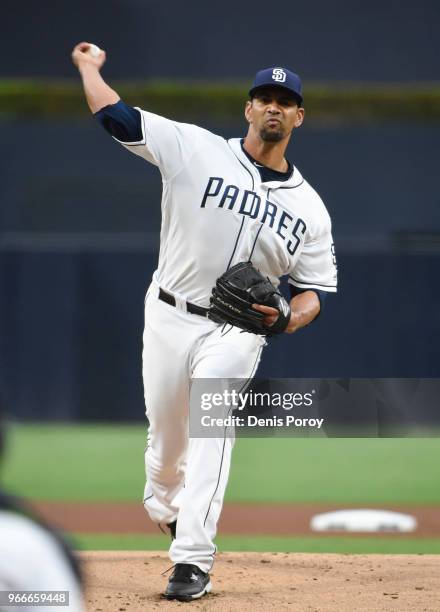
[208, 261, 291, 336]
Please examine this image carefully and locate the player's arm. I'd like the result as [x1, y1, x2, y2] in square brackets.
[71, 42, 120, 113]
[71, 42, 143, 143]
[72, 44, 202, 176]
[253, 290, 321, 334]
[287, 290, 321, 332]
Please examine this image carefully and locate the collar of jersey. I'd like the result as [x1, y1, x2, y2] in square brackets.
[227, 138, 304, 190]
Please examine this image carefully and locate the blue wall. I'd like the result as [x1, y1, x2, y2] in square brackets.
[1, 250, 439, 421]
[2, 2, 439, 421]
[1, 0, 439, 82]
[1, 116, 439, 420]
[2, 118, 440, 237]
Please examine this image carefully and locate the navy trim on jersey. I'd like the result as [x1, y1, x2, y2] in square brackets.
[227, 138, 304, 189]
[224, 146, 255, 270]
[276, 179, 305, 190]
[226, 216, 245, 270]
[128, 110, 147, 146]
[94, 100, 143, 143]
[236, 157, 255, 190]
[289, 275, 337, 289]
[249, 223, 264, 261]
[204, 345, 263, 572]
[240, 139, 293, 183]
[227, 140, 257, 189]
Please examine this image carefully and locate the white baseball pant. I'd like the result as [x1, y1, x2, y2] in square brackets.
[142, 283, 264, 572]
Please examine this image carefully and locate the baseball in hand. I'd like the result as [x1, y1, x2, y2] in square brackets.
[87, 44, 101, 57]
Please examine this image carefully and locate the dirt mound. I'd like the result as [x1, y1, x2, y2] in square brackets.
[33, 501, 440, 536]
[81, 550, 440, 611]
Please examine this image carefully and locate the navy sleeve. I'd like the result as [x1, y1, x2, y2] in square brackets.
[289, 285, 327, 320]
[94, 100, 143, 143]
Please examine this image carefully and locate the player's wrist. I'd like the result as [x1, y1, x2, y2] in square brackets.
[77, 61, 101, 76]
[286, 311, 301, 334]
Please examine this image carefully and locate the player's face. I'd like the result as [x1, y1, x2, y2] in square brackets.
[245, 87, 304, 142]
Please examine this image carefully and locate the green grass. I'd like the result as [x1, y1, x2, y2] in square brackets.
[1, 79, 440, 121]
[2, 424, 147, 502]
[229, 437, 440, 504]
[72, 533, 440, 554]
[3, 424, 440, 504]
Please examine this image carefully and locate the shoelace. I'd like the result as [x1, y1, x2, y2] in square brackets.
[161, 563, 200, 581]
[161, 563, 175, 577]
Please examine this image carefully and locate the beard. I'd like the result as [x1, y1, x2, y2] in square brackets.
[260, 125, 285, 142]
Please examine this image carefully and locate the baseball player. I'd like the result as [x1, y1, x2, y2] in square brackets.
[0, 406, 85, 611]
[72, 42, 337, 602]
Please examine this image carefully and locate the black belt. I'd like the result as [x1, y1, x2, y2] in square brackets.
[158, 288, 209, 318]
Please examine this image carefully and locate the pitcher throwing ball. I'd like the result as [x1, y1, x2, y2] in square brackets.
[72, 42, 337, 602]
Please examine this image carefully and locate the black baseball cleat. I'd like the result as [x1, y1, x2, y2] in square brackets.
[167, 520, 177, 540]
[165, 563, 211, 601]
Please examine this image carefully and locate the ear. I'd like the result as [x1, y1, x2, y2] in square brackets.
[244, 100, 253, 124]
[294, 107, 305, 128]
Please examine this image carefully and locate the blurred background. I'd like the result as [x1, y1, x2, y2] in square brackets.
[0, 0, 439, 557]
[0, 0, 439, 421]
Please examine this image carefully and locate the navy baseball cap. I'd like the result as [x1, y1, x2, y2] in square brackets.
[249, 67, 303, 105]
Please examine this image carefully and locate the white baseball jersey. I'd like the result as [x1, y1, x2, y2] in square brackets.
[102, 105, 339, 574]
[0, 511, 84, 611]
[115, 110, 337, 305]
